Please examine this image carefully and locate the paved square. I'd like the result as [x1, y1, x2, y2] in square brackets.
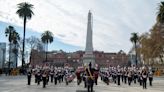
[0, 75, 164, 92]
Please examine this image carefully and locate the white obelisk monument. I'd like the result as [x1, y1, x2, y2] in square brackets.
[83, 10, 95, 67]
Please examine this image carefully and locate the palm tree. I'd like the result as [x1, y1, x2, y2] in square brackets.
[16, 2, 34, 68]
[130, 32, 139, 66]
[5, 26, 18, 73]
[12, 31, 20, 68]
[41, 31, 54, 63]
[157, 1, 164, 23]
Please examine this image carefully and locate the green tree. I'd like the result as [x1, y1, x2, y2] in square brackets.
[12, 31, 20, 68]
[150, 24, 164, 64]
[139, 33, 152, 64]
[5, 26, 20, 72]
[16, 2, 34, 68]
[157, 1, 164, 23]
[130, 32, 139, 65]
[139, 24, 164, 65]
[41, 31, 54, 62]
[138, 1, 164, 65]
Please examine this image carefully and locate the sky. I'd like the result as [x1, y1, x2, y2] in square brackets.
[0, 0, 162, 54]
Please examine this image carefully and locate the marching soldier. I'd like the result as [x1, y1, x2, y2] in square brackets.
[34, 69, 38, 83]
[104, 71, 109, 85]
[100, 71, 103, 81]
[37, 70, 41, 85]
[113, 68, 117, 84]
[27, 69, 32, 85]
[124, 68, 128, 84]
[127, 68, 132, 86]
[133, 68, 137, 84]
[46, 71, 50, 85]
[35, 68, 40, 84]
[42, 70, 47, 88]
[83, 73, 87, 88]
[50, 69, 54, 83]
[58, 70, 62, 83]
[148, 70, 153, 86]
[142, 67, 148, 89]
[61, 70, 64, 82]
[64, 68, 69, 85]
[94, 70, 99, 85]
[76, 69, 81, 85]
[121, 68, 124, 83]
[117, 66, 121, 85]
[138, 67, 143, 86]
[54, 69, 58, 85]
[138, 71, 142, 86]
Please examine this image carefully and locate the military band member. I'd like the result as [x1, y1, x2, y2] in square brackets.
[61, 71, 64, 82]
[76, 69, 81, 85]
[42, 70, 47, 88]
[142, 68, 148, 89]
[121, 68, 124, 83]
[113, 69, 117, 84]
[138, 71, 142, 86]
[65, 68, 70, 85]
[54, 70, 58, 85]
[34, 68, 40, 84]
[117, 68, 121, 85]
[34, 70, 38, 83]
[25, 64, 155, 90]
[124, 69, 128, 84]
[27, 69, 32, 85]
[94, 69, 99, 85]
[128, 69, 132, 86]
[47, 71, 50, 85]
[58, 70, 62, 83]
[100, 71, 103, 80]
[149, 71, 153, 86]
[104, 72, 109, 85]
[50, 70, 54, 83]
[83, 73, 87, 88]
[133, 69, 137, 84]
[37, 70, 41, 85]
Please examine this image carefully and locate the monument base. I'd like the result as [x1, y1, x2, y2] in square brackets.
[83, 54, 95, 68]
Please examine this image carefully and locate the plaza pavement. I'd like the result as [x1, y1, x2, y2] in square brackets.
[0, 75, 164, 92]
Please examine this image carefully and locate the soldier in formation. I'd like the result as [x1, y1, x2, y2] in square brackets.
[26, 64, 154, 90]
[99, 65, 154, 89]
[26, 65, 75, 88]
[148, 69, 153, 86]
[27, 68, 32, 85]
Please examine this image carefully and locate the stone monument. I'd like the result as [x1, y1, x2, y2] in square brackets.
[83, 10, 95, 68]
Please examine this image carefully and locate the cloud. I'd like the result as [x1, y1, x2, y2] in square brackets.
[0, 0, 161, 53]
